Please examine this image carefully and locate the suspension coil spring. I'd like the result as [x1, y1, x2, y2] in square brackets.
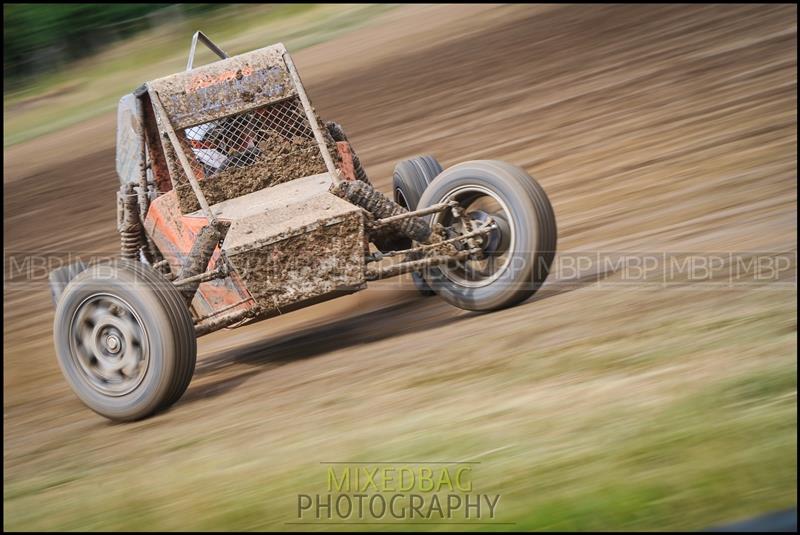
[330, 180, 432, 243]
[118, 184, 143, 259]
[120, 230, 141, 259]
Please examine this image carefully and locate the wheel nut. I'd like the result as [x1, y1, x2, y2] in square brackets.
[106, 336, 120, 353]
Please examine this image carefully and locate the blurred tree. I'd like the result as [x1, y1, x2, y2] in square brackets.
[3, 3, 224, 87]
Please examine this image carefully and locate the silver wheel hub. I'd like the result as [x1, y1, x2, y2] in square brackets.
[433, 185, 516, 288]
[69, 294, 149, 396]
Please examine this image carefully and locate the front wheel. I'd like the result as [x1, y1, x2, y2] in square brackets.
[53, 259, 196, 421]
[417, 160, 557, 311]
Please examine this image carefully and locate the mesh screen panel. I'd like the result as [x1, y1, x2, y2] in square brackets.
[180, 97, 321, 179]
[171, 96, 338, 213]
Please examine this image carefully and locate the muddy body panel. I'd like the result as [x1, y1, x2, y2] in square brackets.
[214, 174, 367, 310]
[147, 44, 294, 130]
[143, 191, 255, 321]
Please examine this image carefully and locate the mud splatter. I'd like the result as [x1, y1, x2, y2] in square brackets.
[176, 132, 333, 213]
[228, 212, 365, 308]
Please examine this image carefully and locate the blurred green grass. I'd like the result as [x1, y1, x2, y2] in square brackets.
[4, 290, 796, 531]
[3, 3, 397, 147]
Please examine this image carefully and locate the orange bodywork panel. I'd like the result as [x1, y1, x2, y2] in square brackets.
[336, 141, 357, 181]
[144, 191, 255, 321]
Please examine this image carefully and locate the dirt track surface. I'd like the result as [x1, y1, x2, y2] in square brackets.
[4, 4, 797, 530]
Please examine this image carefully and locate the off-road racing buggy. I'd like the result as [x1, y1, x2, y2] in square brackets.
[49, 33, 557, 421]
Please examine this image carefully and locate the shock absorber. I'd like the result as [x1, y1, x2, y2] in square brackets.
[176, 224, 221, 303]
[330, 180, 432, 244]
[117, 183, 143, 259]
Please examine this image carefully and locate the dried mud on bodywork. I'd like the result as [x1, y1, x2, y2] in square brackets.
[175, 133, 330, 213]
[227, 212, 366, 309]
[152, 45, 294, 129]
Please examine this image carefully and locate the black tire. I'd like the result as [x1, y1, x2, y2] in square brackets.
[53, 259, 196, 421]
[49, 260, 87, 306]
[417, 160, 557, 311]
[393, 155, 443, 210]
[392, 155, 443, 296]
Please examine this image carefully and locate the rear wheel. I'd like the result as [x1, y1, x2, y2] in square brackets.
[393, 155, 443, 296]
[49, 260, 87, 305]
[53, 259, 196, 421]
[393, 155, 442, 211]
[417, 160, 557, 311]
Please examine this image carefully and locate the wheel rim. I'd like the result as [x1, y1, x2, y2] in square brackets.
[69, 293, 149, 396]
[432, 185, 516, 288]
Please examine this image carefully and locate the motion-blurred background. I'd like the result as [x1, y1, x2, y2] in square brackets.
[3, 3, 797, 531]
